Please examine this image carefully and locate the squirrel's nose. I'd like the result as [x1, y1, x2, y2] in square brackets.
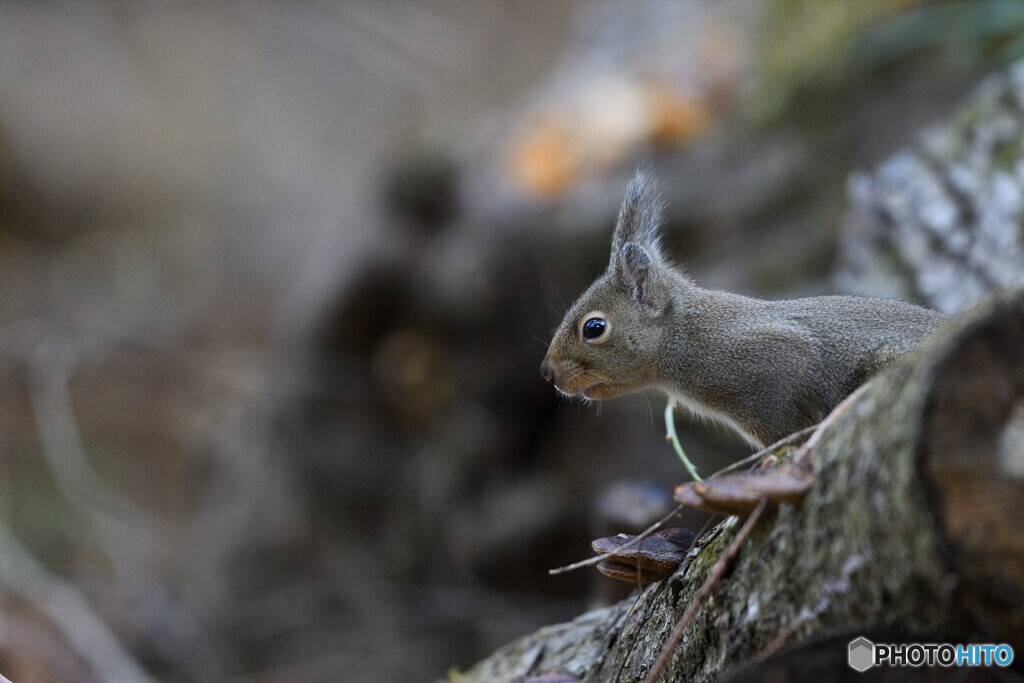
[540, 358, 556, 385]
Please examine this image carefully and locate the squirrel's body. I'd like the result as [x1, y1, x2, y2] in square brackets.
[652, 283, 943, 445]
[541, 171, 947, 447]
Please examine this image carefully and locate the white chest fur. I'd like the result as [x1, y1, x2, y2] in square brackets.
[660, 386, 763, 449]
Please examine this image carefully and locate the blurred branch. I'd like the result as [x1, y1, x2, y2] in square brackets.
[0, 518, 157, 683]
[18, 336, 232, 678]
[26, 340, 169, 574]
[182, 424, 292, 602]
[855, 0, 1024, 69]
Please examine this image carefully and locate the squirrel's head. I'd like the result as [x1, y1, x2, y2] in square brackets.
[541, 169, 680, 400]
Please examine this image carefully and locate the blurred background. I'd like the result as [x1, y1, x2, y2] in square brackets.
[2, 1, 1024, 681]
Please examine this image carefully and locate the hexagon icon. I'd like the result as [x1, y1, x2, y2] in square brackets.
[848, 637, 875, 672]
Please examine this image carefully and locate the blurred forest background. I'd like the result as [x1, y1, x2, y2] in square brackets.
[2, 1, 1024, 681]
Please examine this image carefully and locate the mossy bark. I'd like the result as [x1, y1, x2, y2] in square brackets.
[459, 288, 1024, 682]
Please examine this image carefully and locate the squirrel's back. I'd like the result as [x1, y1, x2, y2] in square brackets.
[770, 294, 946, 393]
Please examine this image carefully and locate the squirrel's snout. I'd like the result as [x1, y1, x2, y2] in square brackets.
[540, 357, 556, 385]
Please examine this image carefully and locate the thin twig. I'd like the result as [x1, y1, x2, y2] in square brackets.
[548, 504, 683, 575]
[0, 519, 158, 683]
[793, 383, 871, 466]
[707, 382, 869, 481]
[756, 620, 803, 662]
[644, 498, 769, 683]
[710, 425, 817, 479]
[549, 421, 816, 578]
[26, 344, 167, 572]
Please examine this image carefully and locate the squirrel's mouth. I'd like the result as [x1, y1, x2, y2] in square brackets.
[554, 368, 621, 400]
[581, 383, 618, 399]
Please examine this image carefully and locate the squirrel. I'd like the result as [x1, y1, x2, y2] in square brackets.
[540, 169, 948, 448]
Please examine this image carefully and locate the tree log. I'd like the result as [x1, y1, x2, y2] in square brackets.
[458, 287, 1024, 682]
[835, 63, 1024, 314]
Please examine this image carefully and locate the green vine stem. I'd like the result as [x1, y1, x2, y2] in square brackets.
[664, 398, 703, 481]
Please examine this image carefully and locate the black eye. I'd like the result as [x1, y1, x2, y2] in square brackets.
[582, 317, 608, 340]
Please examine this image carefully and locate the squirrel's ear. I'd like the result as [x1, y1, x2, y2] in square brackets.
[611, 168, 665, 259]
[615, 242, 664, 312]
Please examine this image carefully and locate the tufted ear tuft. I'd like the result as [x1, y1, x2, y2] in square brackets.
[610, 167, 666, 264]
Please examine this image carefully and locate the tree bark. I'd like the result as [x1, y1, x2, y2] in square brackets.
[834, 63, 1024, 314]
[458, 287, 1024, 682]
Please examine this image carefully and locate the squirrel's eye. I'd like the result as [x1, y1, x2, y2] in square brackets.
[582, 316, 608, 341]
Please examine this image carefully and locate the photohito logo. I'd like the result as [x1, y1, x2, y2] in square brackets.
[848, 637, 875, 672]
[848, 637, 1014, 671]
